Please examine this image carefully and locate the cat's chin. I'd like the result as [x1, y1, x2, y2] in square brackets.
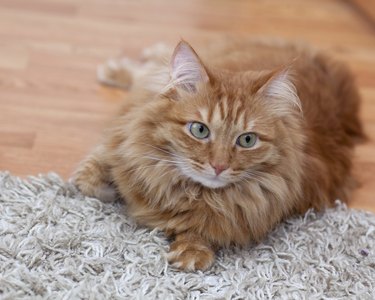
[195, 177, 228, 189]
[179, 168, 229, 189]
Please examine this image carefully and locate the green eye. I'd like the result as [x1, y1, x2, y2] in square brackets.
[237, 133, 258, 148]
[189, 122, 210, 139]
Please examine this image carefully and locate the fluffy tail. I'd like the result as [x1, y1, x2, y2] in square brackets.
[97, 58, 134, 90]
[97, 43, 172, 91]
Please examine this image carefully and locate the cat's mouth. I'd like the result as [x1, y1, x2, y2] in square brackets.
[178, 164, 229, 189]
[192, 173, 228, 189]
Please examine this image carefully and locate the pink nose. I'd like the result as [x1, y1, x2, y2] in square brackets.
[211, 164, 228, 176]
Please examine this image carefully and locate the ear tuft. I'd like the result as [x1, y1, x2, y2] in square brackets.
[261, 70, 302, 115]
[169, 40, 209, 93]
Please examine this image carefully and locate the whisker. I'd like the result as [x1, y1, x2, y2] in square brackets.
[124, 162, 177, 174]
[126, 142, 204, 172]
[116, 151, 184, 167]
[142, 156, 182, 165]
[134, 142, 184, 158]
[118, 142, 207, 182]
[247, 170, 282, 182]
[241, 171, 264, 185]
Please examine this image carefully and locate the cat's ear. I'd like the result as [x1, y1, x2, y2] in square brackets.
[257, 69, 302, 115]
[169, 40, 210, 93]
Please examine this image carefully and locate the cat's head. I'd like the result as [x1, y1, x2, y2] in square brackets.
[146, 41, 303, 189]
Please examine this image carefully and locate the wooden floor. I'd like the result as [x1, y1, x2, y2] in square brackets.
[0, 0, 374, 212]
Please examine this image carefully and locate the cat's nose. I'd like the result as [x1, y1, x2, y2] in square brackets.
[210, 163, 229, 176]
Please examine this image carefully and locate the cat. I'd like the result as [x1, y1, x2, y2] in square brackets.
[73, 38, 365, 271]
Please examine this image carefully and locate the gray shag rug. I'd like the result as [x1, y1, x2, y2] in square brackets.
[0, 172, 375, 299]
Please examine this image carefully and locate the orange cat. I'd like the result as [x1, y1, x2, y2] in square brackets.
[73, 38, 365, 271]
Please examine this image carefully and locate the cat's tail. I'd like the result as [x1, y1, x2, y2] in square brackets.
[334, 62, 368, 144]
[317, 52, 368, 145]
[97, 43, 172, 91]
[97, 58, 134, 89]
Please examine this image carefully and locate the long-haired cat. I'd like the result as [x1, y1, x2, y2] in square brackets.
[73, 38, 365, 271]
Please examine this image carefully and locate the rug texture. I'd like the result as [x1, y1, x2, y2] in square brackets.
[0, 172, 374, 299]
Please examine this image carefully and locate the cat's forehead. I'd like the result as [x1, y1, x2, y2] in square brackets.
[197, 95, 254, 131]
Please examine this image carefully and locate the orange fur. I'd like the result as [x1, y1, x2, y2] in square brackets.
[74, 38, 365, 271]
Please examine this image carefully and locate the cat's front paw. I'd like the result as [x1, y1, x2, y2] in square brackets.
[167, 235, 215, 272]
[72, 177, 118, 203]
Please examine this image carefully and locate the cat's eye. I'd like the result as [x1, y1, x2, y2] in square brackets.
[189, 122, 210, 139]
[237, 133, 258, 148]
